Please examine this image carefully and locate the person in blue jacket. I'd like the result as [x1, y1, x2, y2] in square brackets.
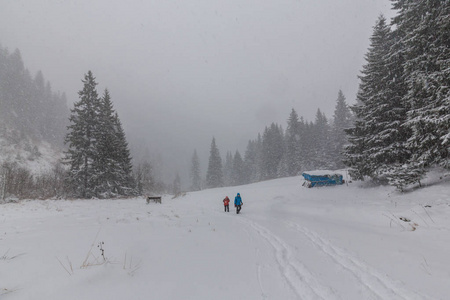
[234, 193, 243, 214]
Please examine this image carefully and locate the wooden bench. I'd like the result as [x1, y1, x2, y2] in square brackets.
[146, 196, 162, 204]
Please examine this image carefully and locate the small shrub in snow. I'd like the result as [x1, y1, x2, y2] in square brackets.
[98, 241, 106, 262]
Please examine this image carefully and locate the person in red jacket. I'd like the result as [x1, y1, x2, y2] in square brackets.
[223, 196, 230, 212]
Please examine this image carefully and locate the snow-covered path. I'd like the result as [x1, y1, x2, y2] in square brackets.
[1, 175, 449, 299]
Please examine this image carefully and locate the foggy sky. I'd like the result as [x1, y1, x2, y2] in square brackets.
[0, 0, 394, 184]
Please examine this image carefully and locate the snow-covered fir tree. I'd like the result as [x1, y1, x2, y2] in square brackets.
[94, 89, 117, 196]
[64, 71, 102, 198]
[232, 150, 245, 186]
[261, 123, 284, 180]
[299, 119, 315, 171]
[331, 90, 352, 169]
[223, 151, 233, 186]
[206, 137, 223, 188]
[344, 15, 411, 182]
[173, 173, 181, 195]
[311, 109, 332, 170]
[112, 113, 136, 196]
[285, 108, 302, 176]
[277, 153, 290, 178]
[243, 135, 262, 184]
[134, 161, 154, 195]
[189, 150, 201, 191]
[396, 1, 450, 170]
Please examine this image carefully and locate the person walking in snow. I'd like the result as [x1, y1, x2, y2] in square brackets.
[223, 196, 230, 212]
[234, 193, 243, 214]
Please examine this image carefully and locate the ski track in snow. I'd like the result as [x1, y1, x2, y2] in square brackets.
[236, 217, 337, 300]
[286, 221, 429, 300]
[255, 248, 268, 300]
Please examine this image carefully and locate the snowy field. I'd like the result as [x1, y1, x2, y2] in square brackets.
[1, 173, 450, 300]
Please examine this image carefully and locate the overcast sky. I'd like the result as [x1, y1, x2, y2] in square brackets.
[0, 0, 395, 184]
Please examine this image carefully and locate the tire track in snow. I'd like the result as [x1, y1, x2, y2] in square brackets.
[287, 221, 428, 300]
[237, 218, 337, 300]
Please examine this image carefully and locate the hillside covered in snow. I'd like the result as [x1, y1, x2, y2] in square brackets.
[1, 172, 449, 299]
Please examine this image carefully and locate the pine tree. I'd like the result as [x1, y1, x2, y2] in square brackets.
[206, 137, 223, 188]
[311, 109, 332, 170]
[232, 150, 245, 186]
[95, 89, 117, 196]
[396, 0, 450, 169]
[64, 71, 101, 198]
[285, 108, 302, 176]
[243, 136, 262, 184]
[223, 151, 234, 186]
[277, 152, 290, 178]
[299, 118, 314, 171]
[344, 15, 410, 181]
[331, 90, 352, 169]
[96, 89, 135, 196]
[134, 161, 154, 195]
[261, 123, 284, 180]
[173, 173, 181, 195]
[189, 150, 201, 191]
[112, 113, 136, 195]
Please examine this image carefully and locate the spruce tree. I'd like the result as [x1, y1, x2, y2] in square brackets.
[189, 150, 201, 191]
[344, 15, 410, 181]
[299, 118, 314, 171]
[285, 109, 302, 176]
[232, 150, 245, 186]
[64, 71, 102, 198]
[206, 137, 223, 188]
[173, 173, 181, 195]
[243, 136, 262, 184]
[311, 109, 332, 170]
[331, 90, 352, 169]
[223, 151, 234, 186]
[113, 113, 136, 195]
[95, 89, 117, 196]
[96, 89, 135, 196]
[261, 123, 284, 180]
[134, 161, 154, 195]
[396, 1, 450, 169]
[277, 152, 290, 178]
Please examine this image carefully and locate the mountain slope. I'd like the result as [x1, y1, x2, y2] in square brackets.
[1, 173, 449, 299]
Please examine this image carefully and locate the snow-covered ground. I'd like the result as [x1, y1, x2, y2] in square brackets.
[1, 173, 449, 299]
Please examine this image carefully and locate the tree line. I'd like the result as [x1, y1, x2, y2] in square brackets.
[191, 90, 352, 190]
